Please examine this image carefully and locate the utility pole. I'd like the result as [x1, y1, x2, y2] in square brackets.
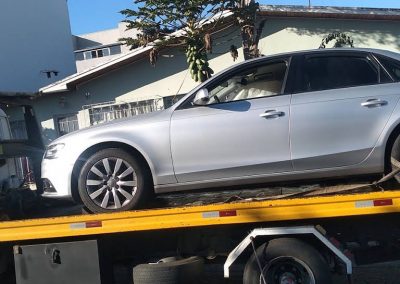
[309, 0, 311, 7]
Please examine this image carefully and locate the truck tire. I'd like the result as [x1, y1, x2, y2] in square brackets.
[243, 238, 332, 284]
[78, 148, 152, 213]
[132, 256, 204, 284]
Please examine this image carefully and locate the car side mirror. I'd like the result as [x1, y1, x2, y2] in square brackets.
[193, 88, 210, 106]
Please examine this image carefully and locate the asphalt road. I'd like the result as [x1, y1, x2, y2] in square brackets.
[336, 261, 400, 284]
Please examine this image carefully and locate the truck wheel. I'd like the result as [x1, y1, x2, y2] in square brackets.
[78, 148, 151, 213]
[132, 256, 204, 284]
[243, 238, 332, 284]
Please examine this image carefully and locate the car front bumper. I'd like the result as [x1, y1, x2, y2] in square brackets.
[41, 157, 74, 199]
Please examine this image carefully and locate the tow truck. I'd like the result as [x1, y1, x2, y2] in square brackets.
[1, 178, 400, 284]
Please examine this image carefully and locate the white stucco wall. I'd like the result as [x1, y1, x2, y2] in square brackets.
[258, 17, 400, 56]
[75, 23, 139, 50]
[0, 0, 76, 94]
[33, 17, 400, 144]
[75, 53, 124, 73]
[75, 29, 121, 49]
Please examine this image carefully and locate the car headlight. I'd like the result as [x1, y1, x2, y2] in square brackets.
[44, 143, 65, 159]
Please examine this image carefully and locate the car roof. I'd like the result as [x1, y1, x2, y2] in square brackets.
[269, 48, 400, 60]
[211, 48, 400, 81]
[221, 48, 400, 75]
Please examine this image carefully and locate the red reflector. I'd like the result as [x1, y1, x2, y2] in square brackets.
[329, 237, 341, 248]
[373, 199, 393, 207]
[219, 210, 237, 217]
[85, 221, 102, 228]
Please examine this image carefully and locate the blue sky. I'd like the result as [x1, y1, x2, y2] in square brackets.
[68, 0, 400, 35]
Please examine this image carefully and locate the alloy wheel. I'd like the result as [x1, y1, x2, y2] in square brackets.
[85, 157, 138, 209]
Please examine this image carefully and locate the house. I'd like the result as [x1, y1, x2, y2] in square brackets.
[7, 5, 400, 144]
[73, 23, 139, 73]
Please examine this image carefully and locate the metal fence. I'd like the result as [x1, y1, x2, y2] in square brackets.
[85, 99, 162, 126]
[58, 116, 79, 135]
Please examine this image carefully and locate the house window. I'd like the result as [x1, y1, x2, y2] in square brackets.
[83, 48, 112, 60]
[91, 50, 99, 58]
[56, 114, 79, 136]
[9, 120, 27, 140]
[77, 45, 120, 61]
[75, 52, 84, 61]
[110, 45, 122, 55]
[83, 51, 92, 60]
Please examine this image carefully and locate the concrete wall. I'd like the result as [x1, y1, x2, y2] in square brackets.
[0, 0, 76, 93]
[33, 17, 400, 144]
[258, 17, 400, 55]
[74, 23, 138, 50]
[75, 52, 124, 73]
[74, 29, 121, 50]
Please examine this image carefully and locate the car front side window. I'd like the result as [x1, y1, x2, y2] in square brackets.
[204, 60, 289, 105]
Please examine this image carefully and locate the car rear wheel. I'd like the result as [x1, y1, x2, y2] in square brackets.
[78, 148, 151, 213]
[390, 135, 400, 183]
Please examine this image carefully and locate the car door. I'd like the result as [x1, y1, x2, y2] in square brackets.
[170, 58, 293, 183]
[290, 52, 400, 171]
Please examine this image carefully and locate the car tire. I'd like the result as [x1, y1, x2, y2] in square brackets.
[78, 148, 152, 213]
[390, 135, 400, 183]
[243, 238, 332, 284]
[132, 256, 204, 284]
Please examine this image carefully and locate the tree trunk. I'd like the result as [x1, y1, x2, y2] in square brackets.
[238, 1, 265, 60]
[241, 20, 265, 60]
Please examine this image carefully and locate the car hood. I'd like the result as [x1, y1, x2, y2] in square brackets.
[48, 109, 171, 146]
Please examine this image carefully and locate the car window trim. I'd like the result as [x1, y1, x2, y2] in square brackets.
[176, 56, 292, 110]
[371, 53, 397, 82]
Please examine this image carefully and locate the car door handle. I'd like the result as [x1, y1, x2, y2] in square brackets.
[361, 99, 387, 108]
[260, 110, 285, 119]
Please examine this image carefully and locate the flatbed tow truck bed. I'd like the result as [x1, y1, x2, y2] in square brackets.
[3, 181, 400, 284]
[0, 184, 399, 242]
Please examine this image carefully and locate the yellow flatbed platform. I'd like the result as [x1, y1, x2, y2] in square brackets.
[1, 189, 400, 242]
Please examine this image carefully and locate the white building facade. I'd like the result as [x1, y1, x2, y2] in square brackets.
[73, 23, 139, 73]
[0, 0, 76, 94]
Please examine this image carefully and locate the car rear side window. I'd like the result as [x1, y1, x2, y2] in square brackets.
[376, 55, 400, 81]
[300, 56, 379, 92]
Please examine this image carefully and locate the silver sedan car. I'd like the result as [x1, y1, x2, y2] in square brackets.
[42, 48, 400, 213]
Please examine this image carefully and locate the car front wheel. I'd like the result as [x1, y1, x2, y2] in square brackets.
[78, 148, 151, 213]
